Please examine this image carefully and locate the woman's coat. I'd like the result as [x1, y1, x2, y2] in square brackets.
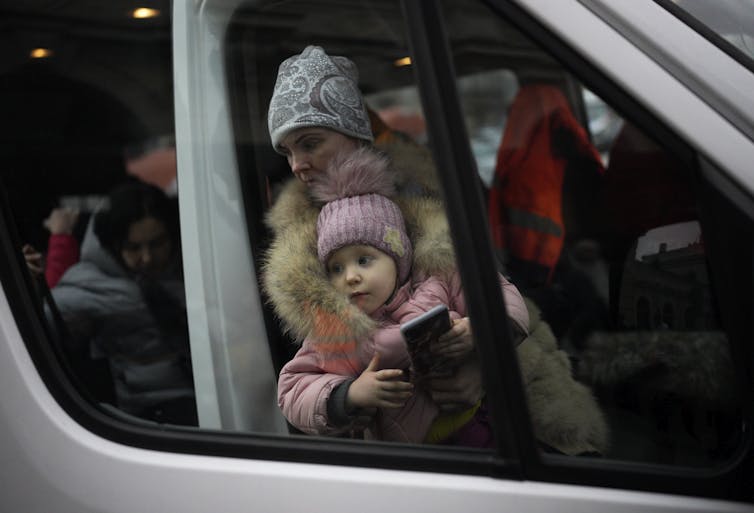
[51, 223, 194, 418]
[264, 138, 608, 454]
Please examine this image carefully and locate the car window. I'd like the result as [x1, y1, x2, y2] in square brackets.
[227, 0, 515, 451]
[445, 0, 746, 467]
[0, 3, 199, 423]
[227, 0, 748, 468]
[1, 0, 536, 471]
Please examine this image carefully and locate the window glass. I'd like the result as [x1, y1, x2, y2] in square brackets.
[229, 0, 526, 454]
[446, 0, 745, 466]
[5, 0, 528, 457]
[367, 69, 519, 188]
[0, 4, 196, 424]
[227, 0, 444, 447]
[582, 88, 623, 166]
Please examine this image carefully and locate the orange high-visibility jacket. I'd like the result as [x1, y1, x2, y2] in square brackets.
[488, 84, 604, 284]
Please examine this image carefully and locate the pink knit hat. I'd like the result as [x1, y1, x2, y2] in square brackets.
[312, 147, 412, 284]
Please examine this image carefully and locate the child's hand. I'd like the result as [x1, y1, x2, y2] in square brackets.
[347, 353, 413, 410]
[431, 317, 474, 362]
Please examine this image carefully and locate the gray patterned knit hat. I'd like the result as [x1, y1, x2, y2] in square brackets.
[268, 46, 373, 153]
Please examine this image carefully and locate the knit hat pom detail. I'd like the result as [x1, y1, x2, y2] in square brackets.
[314, 146, 413, 285]
[310, 147, 394, 203]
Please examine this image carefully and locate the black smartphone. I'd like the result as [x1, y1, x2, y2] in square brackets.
[400, 304, 452, 380]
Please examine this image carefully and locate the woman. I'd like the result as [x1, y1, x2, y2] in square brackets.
[50, 181, 196, 425]
[263, 46, 607, 454]
[263, 45, 479, 413]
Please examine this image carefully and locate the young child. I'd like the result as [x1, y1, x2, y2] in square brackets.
[277, 147, 529, 446]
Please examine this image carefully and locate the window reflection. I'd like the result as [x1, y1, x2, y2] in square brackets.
[449, 0, 743, 467]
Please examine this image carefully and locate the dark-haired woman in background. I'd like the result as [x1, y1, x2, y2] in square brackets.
[50, 181, 196, 425]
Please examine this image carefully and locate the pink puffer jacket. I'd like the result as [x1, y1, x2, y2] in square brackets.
[277, 272, 529, 443]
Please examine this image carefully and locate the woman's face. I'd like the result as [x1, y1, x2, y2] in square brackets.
[120, 216, 173, 277]
[277, 128, 360, 185]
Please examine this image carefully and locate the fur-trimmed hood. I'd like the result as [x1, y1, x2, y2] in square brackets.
[263, 138, 609, 454]
[577, 330, 739, 410]
[518, 299, 609, 455]
[262, 138, 455, 343]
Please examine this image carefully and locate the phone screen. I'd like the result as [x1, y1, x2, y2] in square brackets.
[400, 305, 451, 381]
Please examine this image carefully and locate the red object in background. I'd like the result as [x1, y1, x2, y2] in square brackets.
[125, 146, 177, 194]
[376, 106, 426, 142]
[488, 84, 605, 284]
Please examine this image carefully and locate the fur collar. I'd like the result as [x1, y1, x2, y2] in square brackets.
[262, 139, 455, 343]
[518, 299, 609, 455]
[263, 141, 609, 455]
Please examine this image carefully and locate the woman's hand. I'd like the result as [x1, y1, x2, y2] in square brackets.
[44, 207, 79, 235]
[22, 244, 44, 277]
[347, 353, 413, 410]
[431, 316, 474, 362]
[428, 356, 484, 413]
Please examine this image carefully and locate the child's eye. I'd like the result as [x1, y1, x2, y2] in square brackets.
[358, 255, 373, 266]
[328, 263, 343, 275]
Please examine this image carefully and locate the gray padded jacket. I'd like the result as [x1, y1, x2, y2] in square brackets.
[50, 224, 194, 418]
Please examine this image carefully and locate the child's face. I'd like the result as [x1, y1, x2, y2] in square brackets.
[327, 244, 397, 315]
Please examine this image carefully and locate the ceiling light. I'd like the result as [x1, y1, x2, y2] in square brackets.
[394, 56, 412, 67]
[30, 48, 53, 59]
[132, 7, 160, 19]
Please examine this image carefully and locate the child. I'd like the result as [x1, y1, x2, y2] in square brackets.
[277, 147, 529, 445]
